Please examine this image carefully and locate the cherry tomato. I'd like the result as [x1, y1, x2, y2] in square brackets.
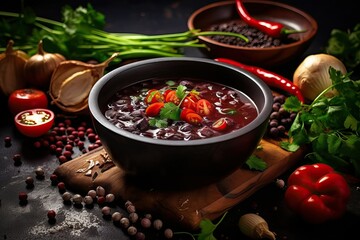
[14, 108, 55, 138]
[163, 89, 172, 99]
[196, 99, 214, 116]
[180, 108, 195, 121]
[212, 118, 227, 131]
[145, 89, 164, 104]
[184, 112, 203, 125]
[180, 96, 197, 110]
[8, 88, 48, 115]
[145, 102, 164, 117]
[165, 90, 180, 105]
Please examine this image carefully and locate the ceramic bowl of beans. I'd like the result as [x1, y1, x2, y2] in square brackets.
[88, 57, 273, 189]
[187, 0, 318, 68]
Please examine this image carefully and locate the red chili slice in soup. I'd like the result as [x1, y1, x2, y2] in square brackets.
[212, 118, 228, 131]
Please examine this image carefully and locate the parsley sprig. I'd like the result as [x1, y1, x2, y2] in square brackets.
[281, 67, 360, 177]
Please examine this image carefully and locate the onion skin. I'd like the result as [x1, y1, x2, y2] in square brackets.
[293, 54, 347, 101]
[24, 40, 65, 90]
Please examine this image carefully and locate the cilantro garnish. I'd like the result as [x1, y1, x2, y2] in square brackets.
[174, 212, 228, 240]
[148, 84, 198, 128]
[281, 67, 360, 177]
[159, 102, 181, 121]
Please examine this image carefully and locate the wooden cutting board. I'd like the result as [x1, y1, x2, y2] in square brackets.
[54, 137, 306, 230]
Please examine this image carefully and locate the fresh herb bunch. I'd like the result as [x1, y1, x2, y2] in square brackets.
[281, 67, 360, 177]
[0, 4, 248, 64]
[325, 23, 360, 72]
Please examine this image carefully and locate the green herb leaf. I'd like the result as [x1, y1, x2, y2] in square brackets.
[325, 23, 360, 70]
[281, 67, 360, 177]
[160, 102, 181, 121]
[176, 84, 187, 99]
[149, 118, 168, 128]
[246, 155, 267, 171]
[197, 212, 228, 240]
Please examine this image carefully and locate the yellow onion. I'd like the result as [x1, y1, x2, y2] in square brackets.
[24, 40, 66, 90]
[293, 54, 347, 101]
[0, 40, 29, 96]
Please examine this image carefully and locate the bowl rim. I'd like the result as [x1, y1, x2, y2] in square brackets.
[89, 57, 273, 146]
[187, 0, 318, 51]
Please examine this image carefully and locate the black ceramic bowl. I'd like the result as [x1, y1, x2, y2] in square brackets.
[89, 57, 273, 188]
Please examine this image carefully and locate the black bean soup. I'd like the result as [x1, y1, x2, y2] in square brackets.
[104, 78, 258, 141]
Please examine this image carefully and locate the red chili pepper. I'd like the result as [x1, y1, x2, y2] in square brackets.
[235, 0, 301, 38]
[215, 58, 304, 103]
[284, 163, 351, 224]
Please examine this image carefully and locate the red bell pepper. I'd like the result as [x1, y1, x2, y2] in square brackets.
[284, 163, 350, 224]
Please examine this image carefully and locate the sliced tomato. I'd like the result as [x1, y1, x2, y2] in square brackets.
[180, 108, 195, 121]
[212, 118, 228, 131]
[165, 90, 180, 105]
[8, 88, 48, 115]
[188, 92, 201, 102]
[196, 99, 214, 116]
[180, 96, 197, 110]
[14, 108, 55, 138]
[184, 112, 203, 125]
[145, 102, 164, 117]
[145, 89, 164, 104]
[163, 89, 172, 99]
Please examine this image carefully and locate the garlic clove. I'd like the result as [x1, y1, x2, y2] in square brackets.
[50, 62, 96, 99]
[49, 53, 119, 113]
[293, 54, 347, 101]
[0, 40, 29, 96]
[54, 69, 95, 107]
[238, 213, 276, 240]
[24, 40, 65, 90]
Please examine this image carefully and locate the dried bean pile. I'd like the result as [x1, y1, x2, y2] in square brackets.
[208, 20, 299, 48]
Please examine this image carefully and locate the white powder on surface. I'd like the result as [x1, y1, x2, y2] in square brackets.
[29, 209, 102, 237]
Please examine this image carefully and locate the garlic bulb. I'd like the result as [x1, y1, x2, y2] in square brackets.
[238, 213, 276, 240]
[49, 53, 119, 114]
[0, 40, 29, 96]
[293, 54, 347, 101]
[24, 40, 66, 89]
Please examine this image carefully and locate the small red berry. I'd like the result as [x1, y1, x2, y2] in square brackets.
[50, 174, 58, 182]
[57, 182, 66, 191]
[19, 192, 28, 201]
[4, 136, 12, 146]
[47, 210, 56, 219]
[97, 196, 106, 205]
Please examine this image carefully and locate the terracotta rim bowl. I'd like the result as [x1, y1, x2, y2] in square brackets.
[89, 57, 273, 189]
[187, 0, 318, 68]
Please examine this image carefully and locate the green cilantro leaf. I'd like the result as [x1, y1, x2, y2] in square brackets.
[245, 155, 267, 171]
[160, 102, 181, 121]
[149, 118, 168, 128]
[197, 212, 228, 240]
[176, 84, 187, 99]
